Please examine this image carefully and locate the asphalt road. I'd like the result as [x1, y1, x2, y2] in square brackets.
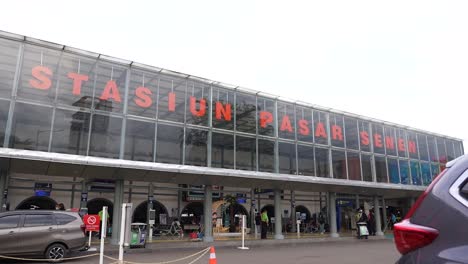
[0, 239, 400, 264]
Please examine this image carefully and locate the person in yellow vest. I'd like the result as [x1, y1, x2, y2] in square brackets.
[261, 209, 269, 239]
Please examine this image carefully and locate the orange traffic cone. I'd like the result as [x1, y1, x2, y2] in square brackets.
[209, 246, 217, 264]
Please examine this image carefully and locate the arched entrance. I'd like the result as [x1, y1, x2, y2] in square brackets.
[16, 196, 57, 210]
[295, 205, 311, 222]
[260, 204, 275, 218]
[223, 203, 249, 230]
[87, 198, 114, 223]
[180, 202, 203, 225]
[132, 201, 168, 224]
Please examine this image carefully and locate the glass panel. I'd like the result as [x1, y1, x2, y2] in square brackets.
[399, 160, 410, 185]
[397, 129, 407, 157]
[344, 118, 359, 150]
[56, 54, 97, 109]
[212, 87, 234, 130]
[55, 214, 76, 225]
[359, 121, 371, 152]
[258, 139, 275, 172]
[297, 145, 314, 176]
[279, 142, 296, 174]
[375, 156, 388, 183]
[314, 111, 328, 145]
[156, 124, 184, 164]
[94, 63, 126, 113]
[0, 215, 20, 229]
[372, 124, 385, 154]
[24, 214, 53, 227]
[361, 154, 372, 182]
[158, 75, 186, 123]
[431, 163, 440, 181]
[332, 150, 346, 179]
[296, 107, 313, 142]
[330, 114, 344, 148]
[50, 108, 90, 155]
[384, 126, 397, 156]
[347, 151, 361, 181]
[0, 39, 19, 98]
[315, 147, 329, 178]
[0, 100, 9, 147]
[185, 129, 208, 166]
[18, 44, 60, 104]
[421, 163, 431, 186]
[417, 134, 429, 161]
[186, 81, 209, 126]
[427, 136, 438, 163]
[235, 93, 256, 134]
[407, 132, 418, 159]
[10, 103, 52, 151]
[236, 136, 256, 171]
[446, 140, 455, 161]
[454, 141, 463, 158]
[127, 70, 158, 118]
[278, 103, 295, 140]
[388, 158, 399, 184]
[124, 119, 155, 162]
[211, 133, 234, 169]
[257, 97, 275, 137]
[410, 161, 422, 185]
[88, 114, 122, 158]
[436, 137, 447, 163]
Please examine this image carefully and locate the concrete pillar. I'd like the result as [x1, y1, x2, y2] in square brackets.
[329, 192, 339, 238]
[374, 196, 384, 236]
[0, 168, 7, 212]
[274, 189, 284, 239]
[111, 180, 124, 245]
[203, 185, 213, 242]
[147, 183, 154, 226]
[381, 197, 387, 232]
[355, 195, 360, 210]
[290, 190, 296, 233]
[250, 188, 255, 230]
[79, 181, 88, 210]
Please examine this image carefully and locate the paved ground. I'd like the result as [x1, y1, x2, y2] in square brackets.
[1, 238, 400, 264]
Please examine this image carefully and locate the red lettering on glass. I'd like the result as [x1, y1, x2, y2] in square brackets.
[315, 122, 327, 138]
[134, 86, 152, 108]
[280, 115, 293, 132]
[398, 138, 406, 152]
[360, 131, 369, 145]
[189, 96, 206, 117]
[298, 119, 310, 136]
[331, 125, 343, 141]
[385, 136, 394, 149]
[408, 140, 417, 153]
[29, 66, 52, 90]
[259, 111, 273, 128]
[67, 72, 88, 95]
[374, 133, 383, 148]
[168, 92, 176, 112]
[100, 80, 121, 102]
[215, 102, 231, 121]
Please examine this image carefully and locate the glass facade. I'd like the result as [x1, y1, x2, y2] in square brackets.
[0, 36, 463, 187]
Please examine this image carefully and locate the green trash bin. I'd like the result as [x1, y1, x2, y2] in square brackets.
[130, 223, 147, 248]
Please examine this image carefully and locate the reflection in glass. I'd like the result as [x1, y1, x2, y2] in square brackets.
[296, 107, 313, 142]
[94, 63, 127, 113]
[297, 145, 314, 176]
[361, 154, 372, 182]
[410, 161, 421, 185]
[372, 124, 385, 154]
[186, 82, 209, 126]
[454, 142, 462, 158]
[315, 147, 329, 178]
[124, 119, 155, 162]
[384, 127, 397, 156]
[330, 114, 344, 148]
[279, 142, 296, 174]
[359, 121, 371, 152]
[332, 150, 347, 179]
[314, 111, 328, 145]
[347, 151, 361, 180]
[407, 132, 418, 160]
[278, 103, 295, 140]
[427, 136, 438, 162]
[127, 70, 158, 118]
[158, 76, 186, 123]
[212, 133, 234, 169]
[10, 103, 53, 151]
[417, 134, 429, 161]
[236, 93, 256, 134]
[375, 156, 388, 183]
[0, 39, 19, 98]
[258, 139, 275, 172]
[51, 108, 90, 155]
[236, 136, 256, 171]
[431, 163, 440, 181]
[397, 129, 407, 157]
[421, 163, 431, 186]
[185, 129, 208, 166]
[212, 87, 234, 130]
[388, 158, 399, 184]
[257, 97, 275, 136]
[344, 118, 358, 150]
[156, 124, 184, 164]
[436, 138, 447, 163]
[0, 100, 10, 147]
[399, 160, 410, 185]
[445, 140, 455, 161]
[88, 114, 122, 158]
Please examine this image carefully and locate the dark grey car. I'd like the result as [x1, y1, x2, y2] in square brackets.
[394, 154, 468, 263]
[0, 210, 86, 261]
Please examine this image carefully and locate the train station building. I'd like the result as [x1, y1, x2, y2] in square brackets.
[0, 30, 464, 244]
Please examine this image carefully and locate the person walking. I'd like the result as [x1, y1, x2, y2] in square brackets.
[318, 212, 325, 234]
[367, 209, 376, 236]
[255, 212, 261, 238]
[260, 209, 269, 239]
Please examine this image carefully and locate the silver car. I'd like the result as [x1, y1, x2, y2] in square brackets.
[0, 210, 87, 261]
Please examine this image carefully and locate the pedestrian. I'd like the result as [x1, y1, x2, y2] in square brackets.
[367, 209, 376, 236]
[390, 212, 397, 230]
[55, 203, 65, 211]
[255, 212, 261, 238]
[318, 212, 325, 234]
[260, 209, 269, 239]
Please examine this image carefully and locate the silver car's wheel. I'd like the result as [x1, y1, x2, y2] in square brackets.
[46, 243, 66, 261]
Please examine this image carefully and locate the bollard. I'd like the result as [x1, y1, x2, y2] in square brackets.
[99, 206, 107, 264]
[238, 215, 249, 250]
[297, 220, 301, 238]
[119, 203, 127, 263]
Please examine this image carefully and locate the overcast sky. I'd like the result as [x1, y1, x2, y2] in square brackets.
[1, 1, 466, 152]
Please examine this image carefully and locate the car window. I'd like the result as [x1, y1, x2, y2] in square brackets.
[55, 213, 76, 225]
[461, 180, 468, 200]
[24, 214, 54, 227]
[0, 215, 21, 229]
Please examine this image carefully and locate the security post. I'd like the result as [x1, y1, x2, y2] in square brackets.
[119, 203, 133, 263]
[99, 206, 107, 264]
[238, 214, 249, 250]
[148, 209, 155, 242]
